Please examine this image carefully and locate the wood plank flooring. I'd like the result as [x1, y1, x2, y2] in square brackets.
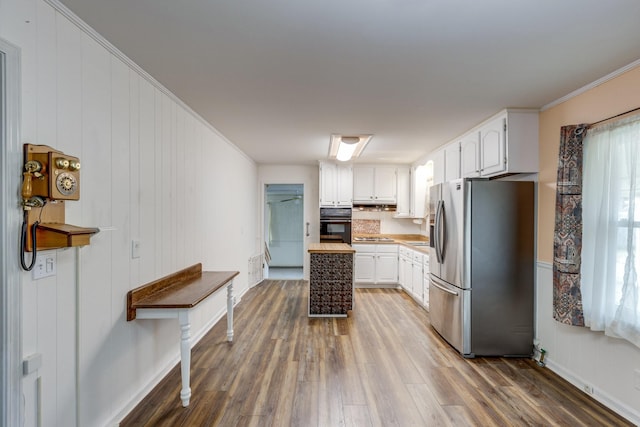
[121, 280, 634, 426]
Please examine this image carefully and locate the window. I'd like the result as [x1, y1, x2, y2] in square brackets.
[581, 114, 640, 348]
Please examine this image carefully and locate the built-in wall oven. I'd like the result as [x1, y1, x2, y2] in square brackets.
[320, 207, 352, 244]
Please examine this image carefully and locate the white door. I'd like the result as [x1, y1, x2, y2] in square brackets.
[265, 184, 304, 278]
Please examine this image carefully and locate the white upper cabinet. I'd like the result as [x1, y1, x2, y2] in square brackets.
[460, 131, 481, 178]
[410, 163, 428, 219]
[478, 115, 506, 176]
[336, 164, 353, 205]
[459, 109, 539, 178]
[319, 161, 353, 207]
[444, 142, 461, 182]
[353, 165, 397, 204]
[394, 166, 411, 217]
[431, 149, 445, 185]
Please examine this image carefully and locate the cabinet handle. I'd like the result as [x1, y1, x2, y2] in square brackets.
[306, 222, 310, 237]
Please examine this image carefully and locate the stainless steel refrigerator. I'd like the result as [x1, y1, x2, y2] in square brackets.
[428, 178, 534, 357]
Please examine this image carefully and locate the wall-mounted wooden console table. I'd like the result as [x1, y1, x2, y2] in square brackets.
[127, 263, 239, 407]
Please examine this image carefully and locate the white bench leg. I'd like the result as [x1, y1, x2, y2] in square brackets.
[227, 281, 234, 342]
[178, 311, 191, 407]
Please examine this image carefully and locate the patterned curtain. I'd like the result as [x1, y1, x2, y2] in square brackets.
[553, 124, 588, 325]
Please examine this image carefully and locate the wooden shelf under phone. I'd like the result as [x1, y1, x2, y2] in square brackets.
[24, 201, 99, 251]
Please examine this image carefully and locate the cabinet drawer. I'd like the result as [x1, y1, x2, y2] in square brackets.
[352, 244, 376, 253]
[376, 244, 398, 254]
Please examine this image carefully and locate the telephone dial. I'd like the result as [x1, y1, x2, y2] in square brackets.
[20, 144, 98, 271]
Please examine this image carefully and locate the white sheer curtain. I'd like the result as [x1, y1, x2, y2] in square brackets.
[582, 114, 640, 348]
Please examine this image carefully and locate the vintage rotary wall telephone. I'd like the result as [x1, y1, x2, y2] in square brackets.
[20, 144, 98, 271]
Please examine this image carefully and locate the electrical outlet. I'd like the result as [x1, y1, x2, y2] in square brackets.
[583, 384, 594, 395]
[634, 369, 640, 391]
[132, 240, 141, 259]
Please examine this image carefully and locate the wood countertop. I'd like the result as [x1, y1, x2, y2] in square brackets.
[351, 234, 430, 254]
[308, 243, 356, 253]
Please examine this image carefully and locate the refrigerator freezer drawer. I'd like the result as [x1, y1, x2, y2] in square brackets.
[429, 275, 470, 356]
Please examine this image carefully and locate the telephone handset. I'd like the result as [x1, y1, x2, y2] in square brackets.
[21, 144, 96, 271]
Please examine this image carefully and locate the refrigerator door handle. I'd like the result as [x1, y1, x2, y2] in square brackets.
[430, 276, 459, 296]
[434, 200, 441, 263]
[436, 200, 445, 263]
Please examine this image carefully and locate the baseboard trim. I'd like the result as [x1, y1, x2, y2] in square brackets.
[109, 285, 249, 426]
[536, 261, 639, 425]
[545, 358, 640, 425]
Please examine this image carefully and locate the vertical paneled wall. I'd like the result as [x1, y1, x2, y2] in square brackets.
[1, 1, 259, 426]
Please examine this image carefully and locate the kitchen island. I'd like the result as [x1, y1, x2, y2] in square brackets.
[308, 243, 355, 317]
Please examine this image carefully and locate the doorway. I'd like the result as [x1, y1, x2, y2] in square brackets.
[264, 184, 304, 279]
[1, 37, 23, 427]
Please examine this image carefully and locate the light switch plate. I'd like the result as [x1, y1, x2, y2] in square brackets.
[31, 253, 56, 280]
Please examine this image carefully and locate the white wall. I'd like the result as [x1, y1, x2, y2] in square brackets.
[536, 263, 640, 424]
[258, 165, 320, 280]
[0, 1, 259, 426]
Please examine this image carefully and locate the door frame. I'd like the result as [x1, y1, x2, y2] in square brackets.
[0, 37, 23, 427]
[261, 182, 306, 279]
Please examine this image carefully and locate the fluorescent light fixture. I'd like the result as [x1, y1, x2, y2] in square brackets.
[328, 134, 372, 162]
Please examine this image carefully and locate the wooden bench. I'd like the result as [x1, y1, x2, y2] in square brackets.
[127, 263, 239, 407]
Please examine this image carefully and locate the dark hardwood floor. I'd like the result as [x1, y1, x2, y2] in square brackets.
[121, 280, 634, 426]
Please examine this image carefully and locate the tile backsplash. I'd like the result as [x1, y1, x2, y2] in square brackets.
[352, 219, 380, 234]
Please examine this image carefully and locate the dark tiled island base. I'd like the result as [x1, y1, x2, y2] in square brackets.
[308, 245, 354, 317]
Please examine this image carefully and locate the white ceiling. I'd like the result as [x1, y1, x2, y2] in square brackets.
[58, 0, 640, 165]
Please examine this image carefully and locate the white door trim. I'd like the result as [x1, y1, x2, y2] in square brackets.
[0, 37, 23, 427]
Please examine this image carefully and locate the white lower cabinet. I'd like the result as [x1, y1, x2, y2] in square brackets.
[412, 252, 423, 301]
[422, 256, 430, 310]
[399, 245, 430, 311]
[354, 244, 398, 285]
[399, 246, 412, 293]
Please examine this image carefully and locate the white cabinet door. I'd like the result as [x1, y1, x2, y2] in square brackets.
[319, 162, 337, 207]
[411, 164, 428, 218]
[394, 166, 411, 217]
[354, 252, 376, 283]
[403, 253, 413, 294]
[354, 244, 397, 285]
[352, 166, 375, 202]
[373, 166, 397, 203]
[411, 253, 423, 301]
[460, 131, 481, 178]
[398, 253, 406, 287]
[444, 142, 460, 182]
[320, 162, 352, 207]
[479, 116, 506, 176]
[423, 257, 430, 309]
[336, 165, 353, 206]
[444, 109, 538, 179]
[432, 149, 445, 185]
[376, 253, 398, 284]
